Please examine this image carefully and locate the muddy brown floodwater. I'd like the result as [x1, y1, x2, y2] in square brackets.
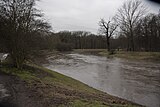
[43, 53, 160, 107]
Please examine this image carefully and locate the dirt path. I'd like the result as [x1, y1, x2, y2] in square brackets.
[0, 72, 14, 107]
[0, 72, 41, 107]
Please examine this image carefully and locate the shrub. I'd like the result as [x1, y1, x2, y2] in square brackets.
[109, 49, 116, 55]
[55, 42, 73, 51]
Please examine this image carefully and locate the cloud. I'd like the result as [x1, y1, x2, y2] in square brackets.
[37, 0, 160, 34]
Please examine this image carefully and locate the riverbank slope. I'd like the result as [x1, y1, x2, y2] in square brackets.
[0, 63, 141, 107]
[74, 49, 160, 61]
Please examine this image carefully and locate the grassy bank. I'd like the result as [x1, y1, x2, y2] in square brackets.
[115, 51, 160, 61]
[73, 49, 107, 55]
[74, 49, 160, 61]
[0, 64, 140, 107]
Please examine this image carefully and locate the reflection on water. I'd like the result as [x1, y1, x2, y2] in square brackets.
[44, 53, 160, 107]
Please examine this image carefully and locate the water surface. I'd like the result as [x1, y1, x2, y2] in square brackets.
[44, 53, 160, 107]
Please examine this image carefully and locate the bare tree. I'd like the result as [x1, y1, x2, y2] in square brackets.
[99, 19, 118, 51]
[0, 0, 51, 69]
[115, 0, 147, 51]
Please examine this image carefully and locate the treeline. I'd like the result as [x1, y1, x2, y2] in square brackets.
[43, 11, 160, 52]
[135, 13, 160, 51]
[33, 10, 160, 52]
[114, 13, 160, 52]
[44, 0, 160, 52]
[0, 0, 160, 69]
[45, 31, 107, 51]
[113, 12, 160, 52]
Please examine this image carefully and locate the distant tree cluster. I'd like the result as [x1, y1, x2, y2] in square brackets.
[114, 12, 160, 52]
[43, 7, 160, 52]
[99, 0, 160, 52]
[114, 0, 147, 51]
[45, 31, 107, 51]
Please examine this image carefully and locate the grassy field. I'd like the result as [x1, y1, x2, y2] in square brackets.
[0, 63, 140, 107]
[74, 49, 160, 61]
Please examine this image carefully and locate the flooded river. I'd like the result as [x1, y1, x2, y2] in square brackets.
[43, 53, 160, 107]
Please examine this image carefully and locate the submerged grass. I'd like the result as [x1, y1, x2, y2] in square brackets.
[0, 64, 140, 107]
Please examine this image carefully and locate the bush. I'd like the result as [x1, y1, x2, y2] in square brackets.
[109, 49, 116, 55]
[55, 42, 73, 51]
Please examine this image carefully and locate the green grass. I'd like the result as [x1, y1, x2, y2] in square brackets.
[0, 65, 42, 84]
[74, 49, 160, 61]
[73, 49, 107, 55]
[0, 64, 97, 93]
[114, 51, 160, 61]
[0, 64, 140, 107]
[59, 100, 138, 107]
[59, 100, 108, 107]
[36, 65, 99, 93]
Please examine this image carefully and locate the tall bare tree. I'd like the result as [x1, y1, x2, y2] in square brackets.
[99, 19, 118, 51]
[115, 0, 147, 51]
[0, 0, 51, 69]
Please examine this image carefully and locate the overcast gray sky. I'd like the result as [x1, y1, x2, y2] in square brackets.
[37, 0, 160, 34]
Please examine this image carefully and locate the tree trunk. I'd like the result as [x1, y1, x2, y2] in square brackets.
[107, 37, 110, 51]
[130, 29, 135, 51]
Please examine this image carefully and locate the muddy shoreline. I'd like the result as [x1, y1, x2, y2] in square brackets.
[0, 68, 141, 107]
[0, 51, 145, 107]
[0, 71, 42, 107]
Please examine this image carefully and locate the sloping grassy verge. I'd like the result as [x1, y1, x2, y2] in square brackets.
[0, 64, 140, 107]
[73, 49, 108, 55]
[74, 49, 160, 61]
[114, 51, 160, 61]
